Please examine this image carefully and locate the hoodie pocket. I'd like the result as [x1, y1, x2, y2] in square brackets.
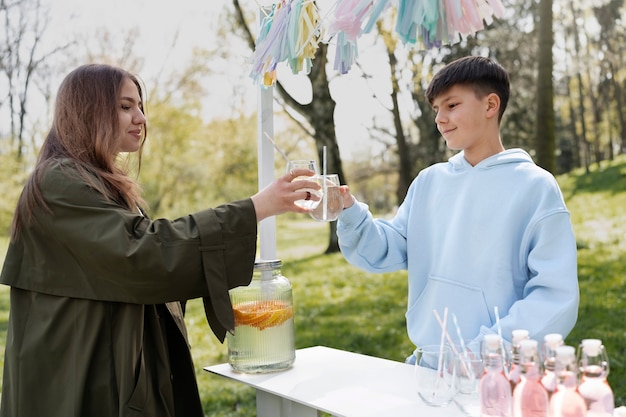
[407, 275, 492, 344]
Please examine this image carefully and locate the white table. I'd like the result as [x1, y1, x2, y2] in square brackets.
[204, 345, 466, 417]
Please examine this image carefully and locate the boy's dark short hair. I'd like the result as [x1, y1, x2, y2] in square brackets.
[426, 56, 510, 122]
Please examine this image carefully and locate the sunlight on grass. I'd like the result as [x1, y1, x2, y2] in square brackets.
[559, 156, 626, 253]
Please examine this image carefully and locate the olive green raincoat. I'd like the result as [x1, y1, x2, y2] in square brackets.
[0, 159, 258, 416]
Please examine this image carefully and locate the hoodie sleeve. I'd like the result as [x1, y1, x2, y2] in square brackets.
[477, 184, 579, 345]
[337, 195, 411, 273]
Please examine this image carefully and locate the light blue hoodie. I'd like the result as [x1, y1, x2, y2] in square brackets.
[337, 149, 579, 353]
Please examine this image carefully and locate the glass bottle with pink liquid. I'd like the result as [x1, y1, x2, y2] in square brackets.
[508, 329, 530, 394]
[512, 339, 548, 417]
[480, 334, 512, 417]
[549, 345, 586, 417]
[540, 333, 563, 399]
[577, 338, 614, 416]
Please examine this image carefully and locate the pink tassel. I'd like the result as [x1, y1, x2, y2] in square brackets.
[328, 0, 372, 41]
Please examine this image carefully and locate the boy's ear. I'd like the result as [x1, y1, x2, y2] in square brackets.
[486, 93, 500, 119]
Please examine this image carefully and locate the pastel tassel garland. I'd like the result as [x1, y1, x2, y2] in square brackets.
[247, 0, 507, 84]
[249, 0, 321, 86]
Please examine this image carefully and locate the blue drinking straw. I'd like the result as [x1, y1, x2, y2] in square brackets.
[452, 313, 473, 378]
[494, 306, 508, 377]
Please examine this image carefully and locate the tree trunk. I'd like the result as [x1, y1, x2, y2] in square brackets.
[565, 75, 581, 169]
[584, 39, 603, 164]
[378, 22, 413, 203]
[608, 62, 626, 154]
[534, 0, 556, 173]
[569, 1, 591, 173]
[304, 43, 342, 253]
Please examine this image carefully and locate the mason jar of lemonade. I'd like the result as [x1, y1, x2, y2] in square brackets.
[227, 259, 295, 373]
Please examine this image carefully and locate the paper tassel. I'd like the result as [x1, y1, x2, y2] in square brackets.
[249, 0, 321, 86]
[362, 0, 391, 34]
[394, 0, 506, 48]
[332, 31, 359, 74]
[247, 0, 507, 83]
[249, 3, 290, 85]
[285, 0, 319, 74]
[326, 0, 372, 73]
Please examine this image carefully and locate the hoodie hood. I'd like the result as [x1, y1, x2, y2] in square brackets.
[448, 148, 534, 171]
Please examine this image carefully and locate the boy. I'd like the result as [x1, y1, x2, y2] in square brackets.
[336, 56, 579, 361]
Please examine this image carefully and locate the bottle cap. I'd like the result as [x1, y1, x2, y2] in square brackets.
[512, 329, 529, 342]
[581, 339, 602, 356]
[555, 345, 576, 360]
[543, 333, 563, 349]
[484, 334, 501, 349]
[519, 339, 538, 353]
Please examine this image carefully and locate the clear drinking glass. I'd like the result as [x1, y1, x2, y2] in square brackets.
[309, 174, 343, 222]
[455, 355, 484, 416]
[286, 159, 322, 210]
[414, 344, 458, 407]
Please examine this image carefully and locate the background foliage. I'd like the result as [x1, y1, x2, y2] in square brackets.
[2, 0, 625, 226]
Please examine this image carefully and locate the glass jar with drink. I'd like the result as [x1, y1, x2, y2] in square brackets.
[227, 259, 296, 373]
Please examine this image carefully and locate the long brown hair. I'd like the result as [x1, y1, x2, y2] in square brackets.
[11, 64, 148, 240]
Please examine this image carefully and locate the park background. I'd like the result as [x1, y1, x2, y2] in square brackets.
[1, 0, 626, 415]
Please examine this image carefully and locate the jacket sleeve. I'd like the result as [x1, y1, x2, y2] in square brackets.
[1, 161, 257, 339]
[191, 204, 257, 341]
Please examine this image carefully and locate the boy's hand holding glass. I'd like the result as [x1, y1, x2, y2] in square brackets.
[309, 174, 343, 222]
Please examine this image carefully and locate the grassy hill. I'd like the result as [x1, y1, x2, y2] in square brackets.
[0, 155, 624, 415]
[557, 155, 626, 405]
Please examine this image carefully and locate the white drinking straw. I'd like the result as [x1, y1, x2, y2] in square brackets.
[436, 307, 448, 379]
[263, 131, 290, 163]
[434, 309, 470, 376]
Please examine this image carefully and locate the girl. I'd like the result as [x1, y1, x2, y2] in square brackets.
[0, 64, 318, 416]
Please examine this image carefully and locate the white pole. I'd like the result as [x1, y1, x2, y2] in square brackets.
[257, 7, 276, 261]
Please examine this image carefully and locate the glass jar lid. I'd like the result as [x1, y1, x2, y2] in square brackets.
[254, 259, 282, 271]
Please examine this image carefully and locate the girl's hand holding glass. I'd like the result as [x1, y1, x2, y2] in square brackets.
[286, 160, 323, 210]
[251, 168, 320, 220]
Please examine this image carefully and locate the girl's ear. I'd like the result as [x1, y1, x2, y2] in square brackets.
[486, 93, 500, 119]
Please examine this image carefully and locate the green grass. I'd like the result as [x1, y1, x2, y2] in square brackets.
[1, 155, 625, 415]
[557, 157, 626, 407]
